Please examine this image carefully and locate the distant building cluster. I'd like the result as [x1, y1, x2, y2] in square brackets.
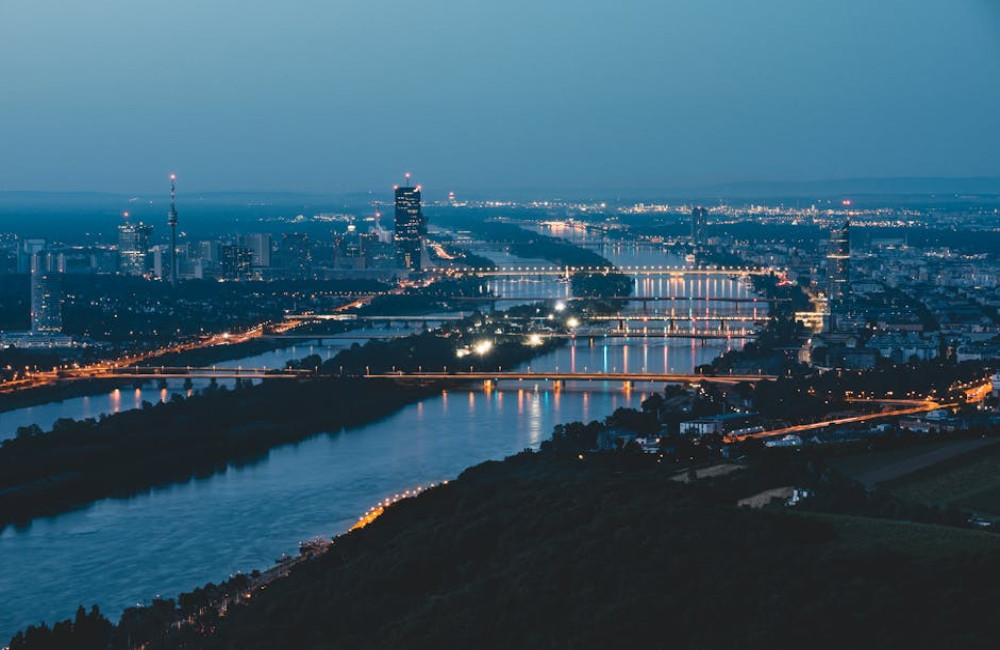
[0, 173, 435, 287]
[700, 209, 1000, 369]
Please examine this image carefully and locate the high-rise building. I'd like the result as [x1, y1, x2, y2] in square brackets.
[221, 245, 254, 281]
[691, 206, 708, 246]
[30, 254, 62, 333]
[394, 175, 425, 271]
[118, 216, 153, 276]
[17, 238, 46, 274]
[241, 233, 272, 268]
[279, 233, 313, 278]
[826, 219, 851, 302]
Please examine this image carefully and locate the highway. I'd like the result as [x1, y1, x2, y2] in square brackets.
[0, 296, 372, 395]
[730, 400, 947, 442]
[729, 380, 994, 442]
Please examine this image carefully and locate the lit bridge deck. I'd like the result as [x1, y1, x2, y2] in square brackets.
[439, 295, 784, 303]
[363, 371, 776, 385]
[264, 330, 758, 341]
[428, 265, 772, 277]
[53, 366, 314, 380]
[285, 313, 765, 323]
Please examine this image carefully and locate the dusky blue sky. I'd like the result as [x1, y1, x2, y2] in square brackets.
[1, 0, 998, 195]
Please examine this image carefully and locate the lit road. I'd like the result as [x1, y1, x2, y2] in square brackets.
[0, 295, 373, 395]
[730, 400, 948, 442]
[729, 379, 994, 442]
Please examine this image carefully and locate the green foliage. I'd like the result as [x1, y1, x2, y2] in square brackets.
[569, 271, 635, 298]
[0, 378, 439, 529]
[9, 606, 112, 650]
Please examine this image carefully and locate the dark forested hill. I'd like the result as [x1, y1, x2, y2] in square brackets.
[173, 454, 1000, 649]
[12, 450, 1000, 649]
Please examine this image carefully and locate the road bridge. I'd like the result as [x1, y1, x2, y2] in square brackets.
[585, 314, 761, 322]
[428, 265, 771, 277]
[283, 313, 762, 324]
[363, 370, 775, 387]
[262, 330, 757, 341]
[444, 295, 784, 304]
[261, 333, 412, 340]
[52, 366, 314, 380]
[283, 314, 468, 322]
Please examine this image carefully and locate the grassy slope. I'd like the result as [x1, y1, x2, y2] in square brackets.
[799, 511, 1000, 561]
[881, 443, 1000, 518]
[830, 439, 999, 486]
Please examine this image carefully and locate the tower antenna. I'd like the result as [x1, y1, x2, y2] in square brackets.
[167, 173, 179, 287]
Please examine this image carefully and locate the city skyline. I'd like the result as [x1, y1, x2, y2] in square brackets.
[4, 1, 1000, 647]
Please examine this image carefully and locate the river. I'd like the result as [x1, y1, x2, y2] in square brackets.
[0, 239, 762, 640]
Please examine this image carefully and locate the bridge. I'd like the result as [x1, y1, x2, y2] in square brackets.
[428, 265, 771, 277]
[263, 330, 758, 341]
[363, 370, 776, 386]
[261, 333, 413, 340]
[284, 313, 763, 324]
[585, 314, 761, 322]
[52, 366, 314, 380]
[283, 314, 468, 322]
[441, 296, 784, 304]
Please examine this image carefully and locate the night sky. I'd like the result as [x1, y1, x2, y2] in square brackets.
[1, 0, 998, 194]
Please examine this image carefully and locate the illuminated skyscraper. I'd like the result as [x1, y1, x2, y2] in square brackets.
[30, 254, 62, 333]
[221, 244, 254, 280]
[279, 233, 313, 279]
[240, 233, 272, 268]
[394, 173, 425, 271]
[826, 219, 851, 301]
[691, 206, 708, 245]
[118, 213, 153, 276]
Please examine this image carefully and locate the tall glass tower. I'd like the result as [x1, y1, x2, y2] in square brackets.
[118, 217, 153, 276]
[394, 177, 425, 271]
[30, 254, 62, 333]
[826, 219, 851, 302]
